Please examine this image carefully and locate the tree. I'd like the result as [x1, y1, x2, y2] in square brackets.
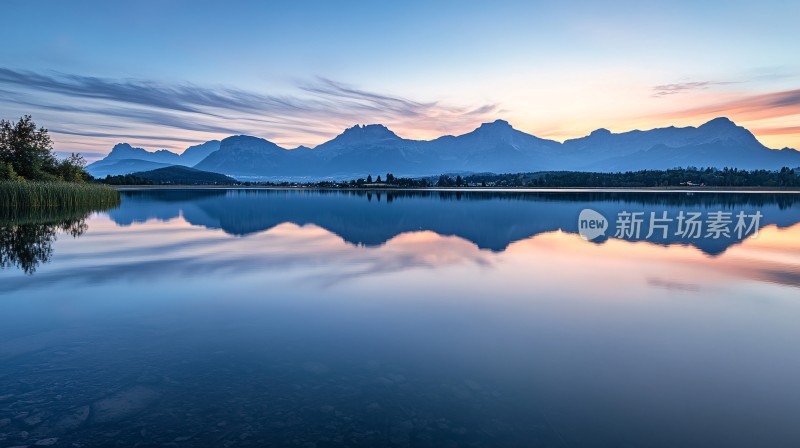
[0, 115, 58, 180]
[376, 175, 382, 183]
[56, 153, 88, 182]
[367, 174, 373, 183]
[456, 175, 463, 186]
[386, 173, 395, 183]
[0, 115, 92, 182]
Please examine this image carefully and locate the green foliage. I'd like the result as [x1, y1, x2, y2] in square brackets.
[437, 174, 454, 187]
[101, 173, 153, 185]
[201, 168, 800, 189]
[0, 115, 92, 182]
[56, 153, 90, 182]
[0, 181, 120, 209]
[0, 115, 57, 180]
[0, 161, 21, 181]
[461, 167, 800, 188]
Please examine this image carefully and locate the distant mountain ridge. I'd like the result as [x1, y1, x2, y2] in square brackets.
[86, 118, 800, 180]
[87, 159, 176, 178]
[88, 141, 220, 177]
[103, 141, 221, 164]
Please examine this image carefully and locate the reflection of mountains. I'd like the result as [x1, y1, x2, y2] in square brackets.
[111, 190, 800, 255]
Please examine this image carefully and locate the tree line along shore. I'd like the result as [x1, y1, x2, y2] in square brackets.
[101, 167, 800, 189]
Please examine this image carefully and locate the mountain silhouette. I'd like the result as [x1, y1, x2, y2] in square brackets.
[87, 118, 800, 179]
[88, 141, 220, 177]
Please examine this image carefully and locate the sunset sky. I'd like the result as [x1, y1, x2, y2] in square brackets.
[1, 0, 798, 158]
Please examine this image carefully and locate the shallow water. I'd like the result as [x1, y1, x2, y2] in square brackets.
[1, 189, 799, 447]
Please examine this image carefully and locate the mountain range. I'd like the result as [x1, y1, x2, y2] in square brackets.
[86, 118, 800, 180]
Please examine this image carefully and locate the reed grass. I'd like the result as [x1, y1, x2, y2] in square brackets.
[0, 181, 120, 211]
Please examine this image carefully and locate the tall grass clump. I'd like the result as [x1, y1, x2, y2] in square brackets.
[0, 181, 121, 210]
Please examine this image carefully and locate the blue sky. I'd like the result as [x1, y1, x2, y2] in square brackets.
[1, 0, 798, 157]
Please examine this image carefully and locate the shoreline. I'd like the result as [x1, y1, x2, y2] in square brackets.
[110, 185, 800, 194]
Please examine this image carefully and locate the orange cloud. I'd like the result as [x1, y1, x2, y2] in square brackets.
[663, 89, 800, 122]
[752, 126, 800, 136]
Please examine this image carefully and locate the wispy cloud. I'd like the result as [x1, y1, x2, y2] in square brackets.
[751, 126, 800, 137]
[0, 68, 298, 116]
[49, 128, 213, 143]
[652, 80, 735, 97]
[663, 88, 800, 121]
[299, 78, 436, 117]
[296, 77, 502, 137]
[52, 150, 106, 161]
[0, 68, 499, 152]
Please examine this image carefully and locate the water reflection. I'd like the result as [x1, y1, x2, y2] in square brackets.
[110, 189, 800, 254]
[1, 190, 799, 448]
[0, 208, 93, 274]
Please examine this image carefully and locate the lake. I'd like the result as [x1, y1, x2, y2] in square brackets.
[1, 189, 799, 447]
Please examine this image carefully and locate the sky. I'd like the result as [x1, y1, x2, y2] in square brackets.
[1, 0, 799, 159]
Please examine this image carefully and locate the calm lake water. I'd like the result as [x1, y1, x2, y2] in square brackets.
[1, 189, 800, 447]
